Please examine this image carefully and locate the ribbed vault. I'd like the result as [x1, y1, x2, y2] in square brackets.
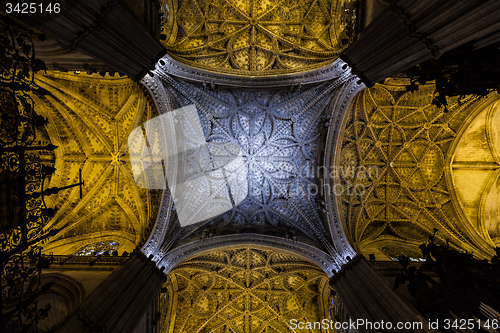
[335, 78, 498, 260]
[142, 72, 344, 257]
[33, 72, 161, 255]
[159, 0, 353, 75]
[160, 247, 330, 333]
[451, 99, 500, 246]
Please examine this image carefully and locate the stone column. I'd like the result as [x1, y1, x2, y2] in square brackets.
[31, 39, 111, 72]
[9, 0, 165, 80]
[329, 255, 435, 333]
[342, 0, 500, 86]
[55, 250, 166, 333]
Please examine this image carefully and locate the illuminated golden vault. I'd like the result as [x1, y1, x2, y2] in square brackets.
[160, 247, 330, 333]
[160, 0, 349, 75]
[31, 72, 160, 255]
[451, 99, 500, 246]
[336, 78, 497, 260]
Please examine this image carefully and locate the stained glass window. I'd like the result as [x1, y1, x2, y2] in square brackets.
[73, 241, 119, 256]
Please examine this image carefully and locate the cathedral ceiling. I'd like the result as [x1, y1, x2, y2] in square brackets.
[160, 247, 329, 333]
[159, 0, 351, 75]
[20, 0, 498, 265]
[451, 100, 500, 246]
[32, 72, 161, 255]
[146, 74, 341, 256]
[336, 78, 498, 260]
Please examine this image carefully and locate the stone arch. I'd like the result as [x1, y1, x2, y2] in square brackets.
[156, 234, 341, 277]
[446, 93, 500, 252]
[323, 76, 365, 258]
[38, 273, 86, 331]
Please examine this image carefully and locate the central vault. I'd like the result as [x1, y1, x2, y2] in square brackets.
[141, 73, 341, 254]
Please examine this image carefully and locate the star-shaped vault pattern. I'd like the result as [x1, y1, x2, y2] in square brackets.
[160, 0, 347, 75]
[160, 248, 329, 333]
[32, 72, 161, 255]
[337, 80, 494, 258]
[157, 74, 337, 251]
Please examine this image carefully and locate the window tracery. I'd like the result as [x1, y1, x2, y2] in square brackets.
[73, 241, 119, 256]
[379, 245, 425, 262]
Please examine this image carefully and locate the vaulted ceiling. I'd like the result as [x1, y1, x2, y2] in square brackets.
[35, 72, 161, 255]
[160, 0, 353, 75]
[38, 69, 500, 263]
[34, 0, 359, 260]
[32, 0, 500, 266]
[336, 78, 499, 260]
[160, 247, 330, 333]
[451, 99, 500, 246]
[141, 74, 345, 258]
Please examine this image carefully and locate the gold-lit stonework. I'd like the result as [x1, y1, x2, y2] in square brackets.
[161, 248, 330, 333]
[32, 72, 160, 255]
[336, 79, 496, 260]
[451, 100, 500, 246]
[160, 0, 348, 75]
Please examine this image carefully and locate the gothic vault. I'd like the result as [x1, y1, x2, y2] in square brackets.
[33, 0, 500, 272]
[32, 72, 161, 255]
[160, 247, 330, 333]
[335, 78, 499, 260]
[159, 0, 349, 75]
[6, 0, 500, 331]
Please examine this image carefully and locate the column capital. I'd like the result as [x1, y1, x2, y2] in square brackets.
[134, 248, 168, 282]
[329, 254, 365, 284]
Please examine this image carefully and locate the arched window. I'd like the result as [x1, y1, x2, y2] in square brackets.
[73, 241, 119, 256]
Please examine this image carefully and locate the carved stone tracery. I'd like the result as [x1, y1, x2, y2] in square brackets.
[33, 72, 160, 254]
[335, 79, 495, 259]
[161, 247, 330, 333]
[141, 72, 349, 258]
[160, 0, 349, 76]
